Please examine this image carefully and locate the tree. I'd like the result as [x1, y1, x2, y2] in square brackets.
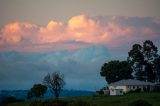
[28, 84, 47, 99]
[100, 60, 133, 84]
[128, 44, 145, 80]
[143, 40, 158, 63]
[145, 63, 155, 82]
[128, 40, 159, 82]
[27, 91, 33, 99]
[43, 72, 65, 98]
[143, 40, 158, 82]
[154, 57, 160, 82]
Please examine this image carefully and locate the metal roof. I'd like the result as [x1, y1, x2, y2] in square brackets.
[109, 79, 155, 86]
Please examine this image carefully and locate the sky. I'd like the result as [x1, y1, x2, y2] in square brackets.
[0, 0, 160, 91]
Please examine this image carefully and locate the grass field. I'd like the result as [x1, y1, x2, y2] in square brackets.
[8, 92, 160, 106]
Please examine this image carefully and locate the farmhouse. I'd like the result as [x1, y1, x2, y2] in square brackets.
[108, 79, 155, 95]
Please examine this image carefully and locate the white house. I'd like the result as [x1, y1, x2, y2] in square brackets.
[108, 79, 155, 95]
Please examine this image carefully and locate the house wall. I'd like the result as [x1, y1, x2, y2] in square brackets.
[109, 86, 128, 93]
[109, 85, 154, 93]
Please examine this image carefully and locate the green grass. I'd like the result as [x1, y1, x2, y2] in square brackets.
[7, 100, 30, 106]
[7, 92, 160, 106]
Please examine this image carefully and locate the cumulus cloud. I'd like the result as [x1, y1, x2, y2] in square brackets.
[0, 22, 39, 45]
[0, 15, 160, 52]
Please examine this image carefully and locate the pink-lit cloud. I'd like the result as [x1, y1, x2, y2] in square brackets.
[0, 22, 39, 45]
[0, 15, 160, 52]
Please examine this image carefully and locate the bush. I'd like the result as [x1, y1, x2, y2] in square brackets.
[128, 99, 152, 106]
[96, 89, 104, 95]
[128, 88, 141, 93]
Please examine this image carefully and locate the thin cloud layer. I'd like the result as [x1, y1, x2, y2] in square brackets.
[0, 15, 160, 52]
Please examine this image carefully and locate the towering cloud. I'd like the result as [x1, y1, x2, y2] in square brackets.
[0, 22, 38, 45]
[0, 15, 160, 52]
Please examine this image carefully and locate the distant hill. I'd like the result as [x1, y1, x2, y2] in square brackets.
[0, 89, 94, 101]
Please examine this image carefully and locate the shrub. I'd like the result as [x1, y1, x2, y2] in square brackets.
[128, 88, 141, 93]
[134, 88, 141, 92]
[96, 89, 104, 95]
[128, 99, 152, 106]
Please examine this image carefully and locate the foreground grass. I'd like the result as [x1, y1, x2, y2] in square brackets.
[8, 92, 160, 106]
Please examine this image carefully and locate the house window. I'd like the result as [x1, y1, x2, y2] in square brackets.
[133, 86, 135, 89]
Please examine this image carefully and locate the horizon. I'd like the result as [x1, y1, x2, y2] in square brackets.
[0, 0, 160, 91]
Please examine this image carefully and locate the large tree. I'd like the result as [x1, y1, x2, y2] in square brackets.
[100, 60, 133, 84]
[43, 72, 65, 98]
[143, 40, 158, 82]
[143, 40, 158, 63]
[128, 44, 145, 80]
[128, 40, 159, 82]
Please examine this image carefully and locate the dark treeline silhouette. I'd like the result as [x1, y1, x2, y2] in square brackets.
[100, 40, 160, 84]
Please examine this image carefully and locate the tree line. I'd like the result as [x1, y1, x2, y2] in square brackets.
[100, 40, 160, 84]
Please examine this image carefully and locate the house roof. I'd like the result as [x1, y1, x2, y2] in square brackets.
[109, 79, 155, 86]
